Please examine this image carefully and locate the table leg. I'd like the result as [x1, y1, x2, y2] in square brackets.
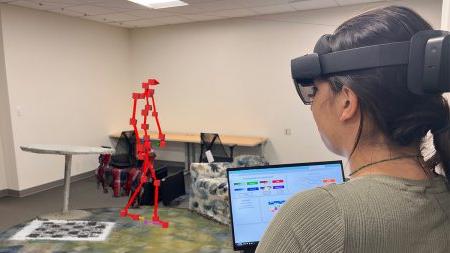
[63, 154, 72, 213]
[40, 153, 93, 220]
[191, 143, 196, 164]
[185, 143, 190, 174]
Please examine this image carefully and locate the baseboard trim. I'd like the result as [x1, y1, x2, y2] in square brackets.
[0, 189, 7, 198]
[2, 170, 95, 198]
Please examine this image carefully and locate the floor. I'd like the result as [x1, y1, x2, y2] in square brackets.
[0, 165, 189, 231]
[0, 206, 233, 253]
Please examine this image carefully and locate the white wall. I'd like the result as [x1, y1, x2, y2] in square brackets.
[442, 0, 450, 29]
[0, 8, 15, 191]
[130, 0, 442, 165]
[0, 135, 7, 191]
[0, 5, 132, 190]
[0, 13, 6, 190]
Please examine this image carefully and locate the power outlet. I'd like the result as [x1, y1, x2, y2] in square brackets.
[284, 128, 292, 136]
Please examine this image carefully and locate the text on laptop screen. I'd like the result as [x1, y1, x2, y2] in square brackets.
[227, 162, 344, 249]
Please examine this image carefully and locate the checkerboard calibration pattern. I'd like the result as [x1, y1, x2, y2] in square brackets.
[10, 220, 115, 241]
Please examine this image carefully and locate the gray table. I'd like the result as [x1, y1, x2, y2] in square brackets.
[20, 144, 114, 219]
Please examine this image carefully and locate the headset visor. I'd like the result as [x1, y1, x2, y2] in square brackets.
[293, 80, 315, 105]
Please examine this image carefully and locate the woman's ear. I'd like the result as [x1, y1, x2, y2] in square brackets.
[339, 86, 359, 121]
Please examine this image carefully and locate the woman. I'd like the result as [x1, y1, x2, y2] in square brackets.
[256, 6, 450, 253]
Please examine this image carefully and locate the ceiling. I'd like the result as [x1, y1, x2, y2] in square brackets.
[1, 0, 389, 28]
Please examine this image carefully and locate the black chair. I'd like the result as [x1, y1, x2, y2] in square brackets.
[160, 171, 186, 206]
[110, 130, 138, 169]
[198, 133, 234, 163]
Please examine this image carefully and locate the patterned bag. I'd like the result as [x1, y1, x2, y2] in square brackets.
[95, 154, 111, 193]
[95, 154, 143, 199]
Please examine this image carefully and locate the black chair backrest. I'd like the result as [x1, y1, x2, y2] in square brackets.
[123, 131, 137, 161]
[111, 130, 137, 167]
[199, 133, 232, 163]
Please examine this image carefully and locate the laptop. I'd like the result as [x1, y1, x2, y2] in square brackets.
[226, 160, 345, 252]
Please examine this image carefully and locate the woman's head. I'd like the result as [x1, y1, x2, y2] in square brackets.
[310, 6, 450, 174]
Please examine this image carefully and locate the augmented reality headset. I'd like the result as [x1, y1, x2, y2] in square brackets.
[291, 30, 450, 104]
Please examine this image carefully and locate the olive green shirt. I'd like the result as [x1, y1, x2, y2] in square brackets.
[256, 175, 450, 253]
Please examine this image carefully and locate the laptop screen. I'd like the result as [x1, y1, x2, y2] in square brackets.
[226, 161, 344, 251]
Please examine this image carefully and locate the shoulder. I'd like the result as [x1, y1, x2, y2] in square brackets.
[287, 186, 338, 207]
[323, 176, 398, 204]
[285, 187, 345, 234]
[256, 187, 345, 253]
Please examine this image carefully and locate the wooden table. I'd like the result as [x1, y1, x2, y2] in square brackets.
[20, 144, 114, 219]
[110, 131, 268, 171]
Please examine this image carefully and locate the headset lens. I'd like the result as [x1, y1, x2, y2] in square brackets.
[294, 81, 315, 105]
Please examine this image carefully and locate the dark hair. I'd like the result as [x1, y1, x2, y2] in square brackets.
[320, 6, 450, 180]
